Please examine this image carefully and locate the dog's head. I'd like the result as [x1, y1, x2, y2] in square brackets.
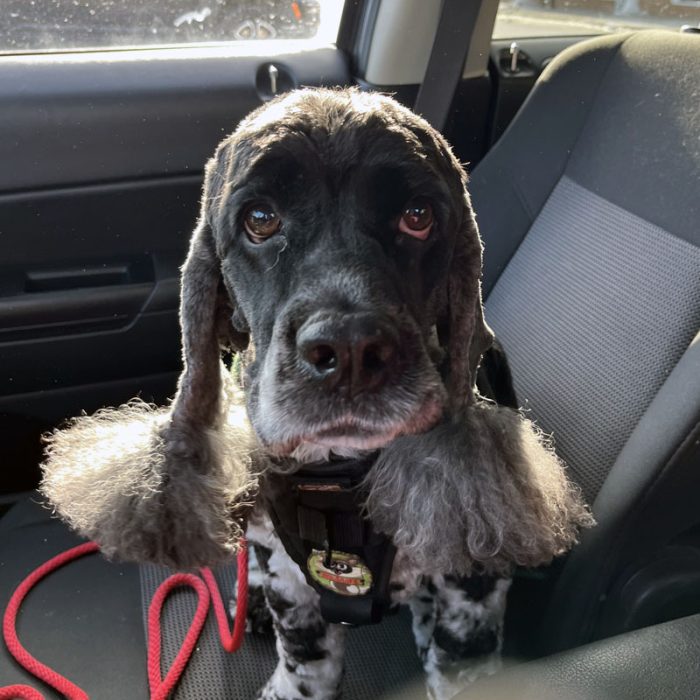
[174, 88, 492, 459]
[41, 88, 592, 571]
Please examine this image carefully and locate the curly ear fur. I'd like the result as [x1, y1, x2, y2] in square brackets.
[445, 198, 494, 410]
[41, 153, 258, 569]
[363, 401, 594, 577]
[405, 114, 591, 570]
[424, 131, 492, 410]
[40, 381, 259, 569]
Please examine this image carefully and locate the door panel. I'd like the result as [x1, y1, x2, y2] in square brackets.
[0, 48, 348, 191]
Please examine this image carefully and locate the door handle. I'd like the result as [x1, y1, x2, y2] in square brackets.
[0, 258, 156, 341]
[24, 263, 132, 293]
[0, 283, 154, 340]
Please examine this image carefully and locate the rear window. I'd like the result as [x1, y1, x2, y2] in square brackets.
[495, 0, 700, 39]
[0, 0, 344, 55]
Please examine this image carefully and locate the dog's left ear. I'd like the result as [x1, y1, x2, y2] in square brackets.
[441, 168, 494, 410]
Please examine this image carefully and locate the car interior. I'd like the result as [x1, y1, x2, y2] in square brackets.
[1, 0, 699, 698]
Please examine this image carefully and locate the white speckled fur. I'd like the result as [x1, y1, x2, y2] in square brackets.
[245, 512, 510, 700]
[248, 513, 347, 700]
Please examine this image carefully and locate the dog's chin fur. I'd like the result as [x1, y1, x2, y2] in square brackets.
[264, 393, 446, 460]
[362, 400, 594, 578]
[290, 442, 370, 464]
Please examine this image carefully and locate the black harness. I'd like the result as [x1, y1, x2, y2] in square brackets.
[262, 455, 396, 626]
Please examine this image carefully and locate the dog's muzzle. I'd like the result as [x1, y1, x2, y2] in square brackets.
[296, 311, 400, 396]
[251, 289, 446, 456]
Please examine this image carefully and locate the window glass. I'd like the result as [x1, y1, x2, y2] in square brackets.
[0, 0, 344, 54]
[495, 0, 700, 39]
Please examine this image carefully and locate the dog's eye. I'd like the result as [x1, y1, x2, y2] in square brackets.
[243, 203, 281, 243]
[398, 199, 433, 240]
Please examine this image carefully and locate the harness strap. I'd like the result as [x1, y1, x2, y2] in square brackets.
[264, 457, 396, 626]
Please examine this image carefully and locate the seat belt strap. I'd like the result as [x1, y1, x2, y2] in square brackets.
[414, 0, 482, 132]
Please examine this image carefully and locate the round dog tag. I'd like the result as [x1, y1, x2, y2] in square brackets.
[307, 549, 372, 596]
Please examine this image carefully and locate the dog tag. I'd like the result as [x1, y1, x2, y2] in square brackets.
[307, 549, 372, 596]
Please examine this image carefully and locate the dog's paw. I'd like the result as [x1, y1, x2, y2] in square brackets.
[256, 679, 341, 700]
[229, 585, 273, 635]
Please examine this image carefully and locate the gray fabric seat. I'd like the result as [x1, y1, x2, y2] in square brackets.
[0, 498, 148, 699]
[471, 30, 700, 652]
[0, 498, 424, 699]
[466, 613, 700, 700]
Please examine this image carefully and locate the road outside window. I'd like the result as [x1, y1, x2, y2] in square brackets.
[495, 0, 700, 38]
[0, 0, 344, 54]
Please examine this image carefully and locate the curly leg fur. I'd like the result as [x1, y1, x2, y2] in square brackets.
[409, 579, 438, 665]
[248, 514, 345, 700]
[411, 575, 511, 700]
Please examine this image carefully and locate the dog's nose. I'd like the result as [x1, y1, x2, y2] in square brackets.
[297, 314, 399, 394]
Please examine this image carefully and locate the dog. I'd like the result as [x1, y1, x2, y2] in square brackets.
[41, 88, 592, 700]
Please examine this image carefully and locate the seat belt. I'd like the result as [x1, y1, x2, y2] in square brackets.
[414, 0, 482, 133]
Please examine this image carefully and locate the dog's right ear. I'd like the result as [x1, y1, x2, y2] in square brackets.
[170, 147, 248, 433]
[41, 142, 259, 570]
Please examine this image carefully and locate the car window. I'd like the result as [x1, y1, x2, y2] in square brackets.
[0, 0, 344, 55]
[495, 0, 700, 39]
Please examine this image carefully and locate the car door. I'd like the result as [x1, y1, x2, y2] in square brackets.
[0, 1, 359, 495]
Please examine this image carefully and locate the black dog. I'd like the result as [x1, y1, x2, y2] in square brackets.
[42, 89, 591, 700]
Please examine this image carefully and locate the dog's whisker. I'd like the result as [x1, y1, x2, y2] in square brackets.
[265, 234, 289, 272]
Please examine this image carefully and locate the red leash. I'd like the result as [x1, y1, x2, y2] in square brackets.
[1, 540, 248, 700]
